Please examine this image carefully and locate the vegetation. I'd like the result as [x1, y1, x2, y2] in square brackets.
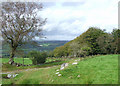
[2, 54, 118, 84]
[1, 2, 46, 64]
[2, 57, 68, 72]
[1, 2, 119, 85]
[2, 41, 68, 58]
[53, 27, 120, 57]
[27, 51, 47, 65]
[1, 58, 32, 65]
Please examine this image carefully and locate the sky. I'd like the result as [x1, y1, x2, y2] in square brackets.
[37, 0, 118, 41]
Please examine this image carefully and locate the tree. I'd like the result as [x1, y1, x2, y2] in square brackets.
[70, 42, 79, 57]
[96, 33, 115, 54]
[53, 46, 64, 57]
[112, 29, 120, 54]
[85, 27, 105, 55]
[27, 51, 47, 65]
[1, 2, 46, 64]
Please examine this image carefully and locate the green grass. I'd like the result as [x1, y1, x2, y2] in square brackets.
[1, 58, 32, 65]
[1, 57, 69, 65]
[2, 57, 70, 72]
[2, 54, 118, 84]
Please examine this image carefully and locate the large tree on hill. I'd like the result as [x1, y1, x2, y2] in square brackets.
[112, 29, 120, 54]
[1, 2, 46, 64]
[96, 33, 115, 54]
[85, 27, 105, 55]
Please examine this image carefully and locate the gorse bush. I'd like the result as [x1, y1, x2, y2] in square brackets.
[27, 51, 47, 65]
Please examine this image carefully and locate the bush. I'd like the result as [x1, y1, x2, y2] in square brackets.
[27, 51, 47, 65]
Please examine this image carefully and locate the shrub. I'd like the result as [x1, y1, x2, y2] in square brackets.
[27, 51, 47, 65]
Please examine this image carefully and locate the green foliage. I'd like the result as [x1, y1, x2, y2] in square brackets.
[53, 46, 70, 57]
[112, 29, 120, 40]
[81, 46, 92, 56]
[48, 51, 54, 57]
[84, 27, 105, 54]
[53, 27, 105, 57]
[96, 33, 115, 54]
[112, 29, 120, 54]
[53, 27, 120, 57]
[27, 51, 47, 65]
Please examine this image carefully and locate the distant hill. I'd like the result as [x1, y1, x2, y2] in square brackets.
[53, 27, 119, 57]
[2, 40, 69, 57]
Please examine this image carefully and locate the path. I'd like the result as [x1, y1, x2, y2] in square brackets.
[1, 65, 58, 74]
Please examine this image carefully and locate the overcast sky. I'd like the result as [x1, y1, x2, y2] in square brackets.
[38, 0, 118, 41]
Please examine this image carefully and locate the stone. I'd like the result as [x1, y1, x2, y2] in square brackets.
[61, 63, 69, 68]
[58, 74, 61, 76]
[77, 75, 80, 77]
[64, 63, 69, 67]
[72, 62, 78, 65]
[56, 69, 59, 71]
[56, 72, 59, 74]
[60, 63, 69, 70]
[7, 74, 12, 78]
[60, 67, 64, 70]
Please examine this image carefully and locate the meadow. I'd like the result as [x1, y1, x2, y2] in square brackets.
[1, 57, 69, 72]
[1, 58, 32, 65]
[2, 54, 118, 84]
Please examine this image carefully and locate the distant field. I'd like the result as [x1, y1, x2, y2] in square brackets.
[2, 54, 118, 84]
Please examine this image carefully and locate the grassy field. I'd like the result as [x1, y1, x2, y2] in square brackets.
[2, 54, 118, 84]
[1, 57, 69, 72]
[1, 58, 32, 65]
[1, 57, 67, 65]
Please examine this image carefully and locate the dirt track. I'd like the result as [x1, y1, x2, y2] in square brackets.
[1, 65, 58, 74]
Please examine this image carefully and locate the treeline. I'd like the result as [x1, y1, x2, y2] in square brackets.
[50, 27, 120, 58]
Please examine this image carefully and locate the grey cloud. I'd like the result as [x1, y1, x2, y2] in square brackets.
[59, 17, 86, 24]
[42, 2, 56, 8]
[62, 2, 85, 7]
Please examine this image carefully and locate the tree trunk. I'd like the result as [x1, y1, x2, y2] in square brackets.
[9, 48, 16, 65]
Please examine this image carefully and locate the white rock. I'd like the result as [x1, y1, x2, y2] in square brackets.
[64, 63, 69, 67]
[72, 62, 78, 65]
[58, 74, 61, 76]
[60, 67, 64, 70]
[61, 63, 69, 68]
[55, 72, 59, 74]
[13, 74, 16, 78]
[77, 75, 80, 77]
[56, 69, 59, 71]
[7, 74, 12, 78]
